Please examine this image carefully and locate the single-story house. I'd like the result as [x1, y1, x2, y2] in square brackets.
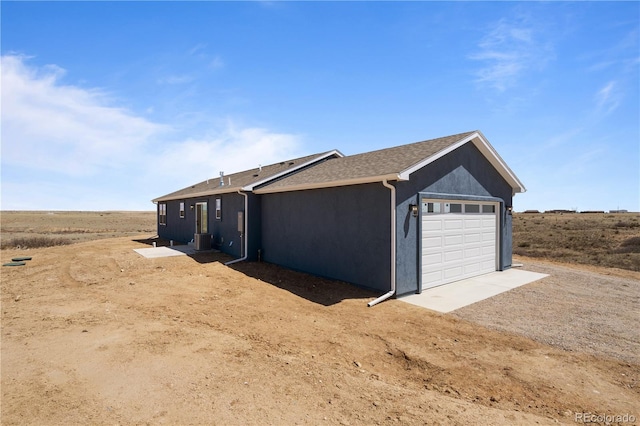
[153, 130, 525, 305]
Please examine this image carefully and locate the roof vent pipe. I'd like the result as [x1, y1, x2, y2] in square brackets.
[220, 171, 224, 186]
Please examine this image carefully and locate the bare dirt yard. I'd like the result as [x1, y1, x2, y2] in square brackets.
[1, 212, 639, 425]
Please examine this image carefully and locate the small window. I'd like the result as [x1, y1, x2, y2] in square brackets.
[448, 203, 462, 213]
[482, 204, 496, 213]
[179, 202, 185, 218]
[159, 203, 167, 225]
[215, 198, 222, 220]
[465, 204, 480, 213]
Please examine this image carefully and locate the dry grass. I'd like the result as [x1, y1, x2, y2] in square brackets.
[0, 211, 156, 249]
[513, 212, 640, 271]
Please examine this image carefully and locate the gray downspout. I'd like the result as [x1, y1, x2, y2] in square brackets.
[225, 190, 249, 266]
[368, 179, 396, 307]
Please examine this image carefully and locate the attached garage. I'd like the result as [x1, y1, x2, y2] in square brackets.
[421, 199, 498, 289]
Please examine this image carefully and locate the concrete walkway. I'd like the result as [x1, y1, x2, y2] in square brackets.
[133, 245, 197, 258]
[399, 268, 548, 313]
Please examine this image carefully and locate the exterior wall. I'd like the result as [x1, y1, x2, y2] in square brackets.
[157, 192, 246, 258]
[260, 183, 392, 292]
[394, 143, 514, 296]
[158, 199, 203, 243]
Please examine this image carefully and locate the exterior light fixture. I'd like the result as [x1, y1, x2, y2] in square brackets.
[410, 204, 419, 217]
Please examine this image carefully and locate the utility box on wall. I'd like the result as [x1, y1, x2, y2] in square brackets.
[237, 211, 244, 233]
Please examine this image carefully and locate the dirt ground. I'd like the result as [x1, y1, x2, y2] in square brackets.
[1, 235, 638, 425]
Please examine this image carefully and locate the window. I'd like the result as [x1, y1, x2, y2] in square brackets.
[215, 198, 222, 220]
[179, 202, 185, 218]
[159, 203, 167, 225]
[482, 204, 496, 213]
[465, 204, 480, 213]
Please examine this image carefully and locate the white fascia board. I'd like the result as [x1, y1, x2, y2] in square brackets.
[152, 187, 241, 203]
[471, 130, 526, 194]
[255, 173, 401, 194]
[398, 131, 526, 194]
[242, 149, 344, 192]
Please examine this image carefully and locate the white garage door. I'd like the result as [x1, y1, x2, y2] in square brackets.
[421, 199, 498, 290]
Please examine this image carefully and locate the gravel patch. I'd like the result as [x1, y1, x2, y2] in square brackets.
[452, 260, 640, 365]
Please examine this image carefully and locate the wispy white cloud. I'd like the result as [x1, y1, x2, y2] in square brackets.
[1, 54, 165, 176]
[595, 80, 621, 115]
[209, 55, 224, 70]
[157, 74, 196, 85]
[1, 55, 302, 210]
[470, 16, 554, 92]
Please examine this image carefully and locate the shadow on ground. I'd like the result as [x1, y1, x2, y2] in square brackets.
[132, 237, 376, 306]
[227, 261, 377, 307]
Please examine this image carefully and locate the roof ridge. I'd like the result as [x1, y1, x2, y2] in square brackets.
[343, 130, 477, 159]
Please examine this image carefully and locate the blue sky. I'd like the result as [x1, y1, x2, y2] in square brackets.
[2, 1, 638, 212]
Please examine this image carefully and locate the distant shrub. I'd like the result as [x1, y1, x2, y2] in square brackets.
[1, 236, 72, 250]
[613, 237, 640, 254]
[613, 221, 640, 229]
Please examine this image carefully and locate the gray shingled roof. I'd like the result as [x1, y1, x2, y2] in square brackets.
[152, 151, 337, 202]
[256, 131, 477, 193]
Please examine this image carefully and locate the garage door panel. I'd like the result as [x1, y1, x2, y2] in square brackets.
[443, 266, 463, 279]
[422, 199, 498, 290]
[444, 234, 463, 246]
[422, 253, 442, 264]
[444, 219, 463, 230]
[464, 262, 481, 274]
[464, 247, 481, 258]
[464, 232, 481, 243]
[423, 235, 443, 249]
[465, 219, 482, 229]
[423, 270, 442, 285]
[423, 220, 443, 232]
[444, 249, 463, 262]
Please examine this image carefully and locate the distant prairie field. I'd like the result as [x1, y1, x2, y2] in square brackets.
[1, 210, 639, 272]
[0, 211, 156, 249]
[513, 212, 640, 272]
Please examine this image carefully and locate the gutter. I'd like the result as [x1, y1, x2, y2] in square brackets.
[368, 179, 396, 307]
[224, 190, 249, 266]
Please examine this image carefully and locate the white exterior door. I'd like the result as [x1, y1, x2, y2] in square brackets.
[421, 200, 498, 290]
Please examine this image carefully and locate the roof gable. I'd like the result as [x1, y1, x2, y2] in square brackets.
[254, 132, 476, 194]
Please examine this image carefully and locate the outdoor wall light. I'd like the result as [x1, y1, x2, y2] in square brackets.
[410, 204, 419, 217]
[190, 204, 195, 210]
[507, 206, 513, 214]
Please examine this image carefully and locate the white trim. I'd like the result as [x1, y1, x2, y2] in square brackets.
[255, 173, 402, 194]
[368, 180, 396, 307]
[225, 190, 249, 266]
[242, 150, 343, 191]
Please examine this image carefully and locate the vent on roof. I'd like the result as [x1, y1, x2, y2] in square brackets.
[289, 161, 294, 166]
[253, 173, 259, 177]
[219, 171, 224, 187]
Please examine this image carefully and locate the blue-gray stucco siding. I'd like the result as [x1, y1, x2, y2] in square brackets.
[260, 183, 392, 292]
[157, 192, 246, 258]
[394, 142, 514, 296]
